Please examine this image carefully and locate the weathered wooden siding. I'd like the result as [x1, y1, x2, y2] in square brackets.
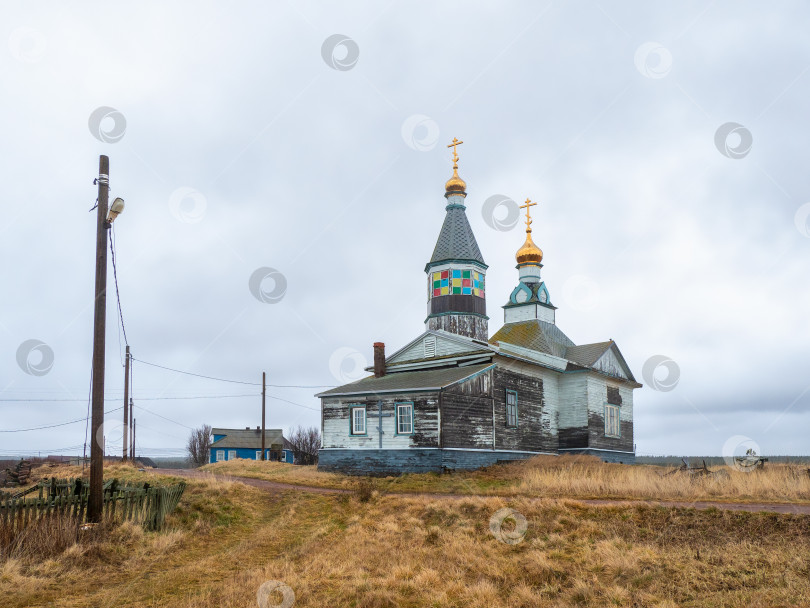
[491, 360, 556, 453]
[557, 373, 587, 449]
[440, 369, 494, 449]
[504, 303, 555, 324]
[585, 376, 634, 453]
[592, 348, 630, 380]
[427, 314, 488, 341]
[322, 392, 439, 450]
[388, 333, 481, 364]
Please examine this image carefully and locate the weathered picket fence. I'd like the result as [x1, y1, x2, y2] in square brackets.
[0, 477, 186, 532]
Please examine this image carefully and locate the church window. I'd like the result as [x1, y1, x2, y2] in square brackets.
[351, 406, 366, 435]
[604, 404, 620, 438]
[396, 403, 414, 434]
[428, 268, 485, 298]
[506, 390, 518, 427]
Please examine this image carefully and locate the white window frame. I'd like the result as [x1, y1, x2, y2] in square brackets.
[256, 451, 262, 460]
[396, 403, 414, 435]
[506, 390, 518, 428]
[227, 450, 237, 460]
[216, 450, 224, 462]
[351, 406, 366, 435]
[604, 404, 621, 438]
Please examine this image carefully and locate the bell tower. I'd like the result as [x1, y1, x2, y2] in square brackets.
[424, 138, 488, 340]
[503, 198, 557, 324]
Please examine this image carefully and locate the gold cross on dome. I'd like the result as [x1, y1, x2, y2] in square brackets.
[447, 137, 463, 166]
[519, 198, 537, 229]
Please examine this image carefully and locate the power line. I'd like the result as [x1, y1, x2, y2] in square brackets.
[268, 394, 319, 412]
[1, 406, 123, 433]
[136, 404, 195, 430]
[110, 225, 129, 347]
[132, 358, 261, 386]
[131, 357, 335, 388]
[0, 394, 260, 403]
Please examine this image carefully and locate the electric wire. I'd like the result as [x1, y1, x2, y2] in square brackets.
[1, 406, 123, 433]
[131, 357, 335, 388]
[110, 224, 129, 346]
[0, 394, 260, 402]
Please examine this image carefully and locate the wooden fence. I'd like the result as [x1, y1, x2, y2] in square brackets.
[0, 478, 186, 532]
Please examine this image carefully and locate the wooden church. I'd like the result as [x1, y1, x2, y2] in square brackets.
[317, 140, 641, 474]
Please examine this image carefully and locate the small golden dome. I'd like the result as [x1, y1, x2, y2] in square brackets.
[445, 169, 467, 195]
[516, 230, 543, 265]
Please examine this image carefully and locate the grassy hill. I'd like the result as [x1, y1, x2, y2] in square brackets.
[2, 460, 810, 607]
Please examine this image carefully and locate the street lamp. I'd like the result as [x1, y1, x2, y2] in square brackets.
[107, 197, 125, 223]
[87, 156, 125, 523]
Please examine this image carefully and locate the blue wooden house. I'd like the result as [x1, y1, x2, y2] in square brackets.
[210, 427, 293, 463]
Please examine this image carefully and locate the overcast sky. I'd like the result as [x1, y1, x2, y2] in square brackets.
[1, 2, 808, 459]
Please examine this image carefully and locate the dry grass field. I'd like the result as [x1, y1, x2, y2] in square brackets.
[205, 454, 810, 504]
[1, 460, 809, 607]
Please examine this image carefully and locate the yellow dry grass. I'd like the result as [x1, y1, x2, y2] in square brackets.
[203, 459, 352, 488]
[203, 454, 810, 504]
[515, 455, 810, 502]
[1, 465, 809, 607]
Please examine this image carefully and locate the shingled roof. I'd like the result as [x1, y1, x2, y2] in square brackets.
[428, 206, 486, 266]
[489, 319, 575, 358]
[211, 428, 285, 449]
[316, 363, 494, 397]
[565, 341, 614, 367]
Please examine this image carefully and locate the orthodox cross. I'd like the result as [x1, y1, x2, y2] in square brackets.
[520, 198, 537, 230]
[447, 137, 463, 168]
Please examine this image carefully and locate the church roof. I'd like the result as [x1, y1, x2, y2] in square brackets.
[316, 363, 494, 398]
[427, 205, 486, 267]
[488, 319, 575, 359]
[565, 341, 614, 367]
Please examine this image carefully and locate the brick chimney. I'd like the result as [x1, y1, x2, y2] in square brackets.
[373, 342, 386, 378]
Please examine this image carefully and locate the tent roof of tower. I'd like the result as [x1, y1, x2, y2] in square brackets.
[427, 205, 486, 268]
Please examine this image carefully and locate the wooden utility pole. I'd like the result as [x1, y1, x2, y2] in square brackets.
[261, 372, 266, 460]
[123, 345, 130, 462]
[129, 397, 134, 460]
[87, 155, 110, 523]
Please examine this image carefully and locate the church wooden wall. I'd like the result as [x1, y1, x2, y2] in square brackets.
[492, 367, 554, 452]
[584, 376, 634, 453]
[439, 369, 494, 449]
[438, 361, 557, 453]
[558, 373, 589, 449]
[321, 392, 439, 450]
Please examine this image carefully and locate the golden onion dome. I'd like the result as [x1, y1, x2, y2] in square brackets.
[516, 229, 543, 265]
[445, 169, 467, 195]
